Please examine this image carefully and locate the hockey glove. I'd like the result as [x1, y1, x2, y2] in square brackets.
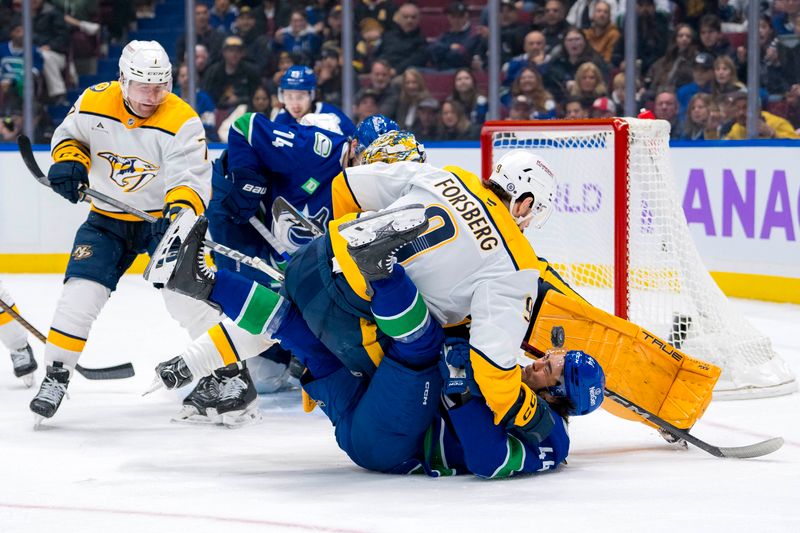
[48, 161, 88, 204]
[152, 204, 186, 244]
[439, 337, 481, 404]
[221, 167, 268, 224]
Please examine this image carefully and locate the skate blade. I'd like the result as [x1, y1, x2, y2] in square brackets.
[171, 406, 222, 425]
[222, 405, 263, 429]
[33, 413, 47, 430]
[21, 372, 36, 388]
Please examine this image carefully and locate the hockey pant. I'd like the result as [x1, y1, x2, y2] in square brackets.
[0, 281, 29, 352]
[44, 212, 221, 371]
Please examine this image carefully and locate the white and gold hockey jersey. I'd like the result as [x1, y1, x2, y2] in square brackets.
[329, 161, 583, 428]
[51, 81, 211, 219]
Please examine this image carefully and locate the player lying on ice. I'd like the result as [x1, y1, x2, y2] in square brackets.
[167, 112, 400, 427]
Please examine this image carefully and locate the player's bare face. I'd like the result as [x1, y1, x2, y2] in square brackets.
[283, 90, 312, 119]
[522, 352, 565, 393]
[127, 80, 169, 117]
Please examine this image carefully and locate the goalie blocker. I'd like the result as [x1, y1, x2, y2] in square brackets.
[524, 288, 721, 429]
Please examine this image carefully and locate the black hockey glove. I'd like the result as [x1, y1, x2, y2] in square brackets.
[48, 161, 88, 204]
[152, 204, 186, 244]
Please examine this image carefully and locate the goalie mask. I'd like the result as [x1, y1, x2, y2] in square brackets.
[487, 150, 557, 229]
[119, 40, 172, 114]
[362, 130, 426, 164]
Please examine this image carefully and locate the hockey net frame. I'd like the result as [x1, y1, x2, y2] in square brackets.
[481, 118, 796, 399]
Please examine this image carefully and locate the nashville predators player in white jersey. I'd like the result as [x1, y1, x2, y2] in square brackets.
[29, 40, 220, 423]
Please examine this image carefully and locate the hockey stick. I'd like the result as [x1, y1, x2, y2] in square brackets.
[17, 136, 284, 283]
[0, 298, 135, 380]
[604, 388, 783, 459]
[272, 197, 325, 237]
[248, 216, 291, 262]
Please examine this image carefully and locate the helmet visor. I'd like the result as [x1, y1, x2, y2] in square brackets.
[125, 79, 172, 107]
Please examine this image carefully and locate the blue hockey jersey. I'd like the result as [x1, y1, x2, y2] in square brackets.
[273, 102, 356, 138]
[221, 112, 350, 254]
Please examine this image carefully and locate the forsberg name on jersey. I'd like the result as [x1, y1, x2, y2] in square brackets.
[433, 176, 499, 251]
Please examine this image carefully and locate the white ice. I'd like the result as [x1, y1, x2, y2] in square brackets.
[0, 274, 798, 533]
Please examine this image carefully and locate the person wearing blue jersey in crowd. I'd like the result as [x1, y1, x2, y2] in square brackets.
[164, 114, 399, 426]
[273, 65, 356, 138]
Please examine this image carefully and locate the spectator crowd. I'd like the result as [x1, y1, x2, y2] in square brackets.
[1, 0, 800, 143]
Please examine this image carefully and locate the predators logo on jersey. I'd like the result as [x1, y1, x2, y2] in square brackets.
[98, 151, 160, 192]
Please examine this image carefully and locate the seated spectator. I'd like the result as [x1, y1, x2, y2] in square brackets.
[506, 94, 535, 120]
[610, 71, 646, 114]
[677, 52, 715, 120]
[273, 8, 321, 64]
[56, 0, 101, 76]
[646, 23, 697, 95]
[192, 44, 212, 85]
[542, 0, 570, 56]
[0, 111, 22, 141]
[547, 28, 609, 102]
[496, 0, 528, 64]
[253, 0, 292, 36]
[268, 50, 294, 90]
[724, 90, 800, 139]
[504, 31, 551, 91]
[0, 16, 44, 113]
[429, 2, 485, 71]
[354, 0, 396, 32]
[178, 4, 225, 63]
[203, 35, 261, 109]
[776, 12, 800, 85]
[570, 62, 608, 105]
[773, 0, 800, 36]
[698, 14, 734, 60]
[32, 0, 72, 103]
[735, 15, 790, 97]
[353, 89, 380, 124]
[591, 96, 616, 118]
[778, 84, 800, 130]
[210, 0, 238, 34]
[235, 6, 272, 73]
[718, 0, 744, 28]
[392, 67, 432, 130]
[611, 0, 669, 73]
[568, 0, 619, 30]
[564, 95, 590, 118]
[712, 55, 745, 98]
[583, 1, 620, 64]
[174, 63, 218, 141]
[321, 5, 343, 49]
[653, 90, 682, 139]
[451, 68, 487, 125]
[316, 45, 343, 107]
[414, 96, 440, 140]
[377, 2, 429, 74]
[354, 17, 383, 74]
[438, 99, 479, 140]
[250, 85, 271, 115]
[681, 93, 720, 140]
[505, 66, 556, 119]
[355, 58, 398, 117]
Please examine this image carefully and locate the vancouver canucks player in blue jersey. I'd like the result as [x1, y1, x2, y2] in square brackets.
[273, 65, 356, 138]
[167, 114, 399, 426]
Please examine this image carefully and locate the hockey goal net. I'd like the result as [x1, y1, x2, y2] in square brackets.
[481, 118, 796, 399]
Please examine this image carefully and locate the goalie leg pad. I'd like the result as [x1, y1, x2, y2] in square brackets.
[523, 290, 720, 429]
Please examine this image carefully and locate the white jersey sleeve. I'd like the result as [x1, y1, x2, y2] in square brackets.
[161, 117, 211, 214]
[332, 162, 438, 217]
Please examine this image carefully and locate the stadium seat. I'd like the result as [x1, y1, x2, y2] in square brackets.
[422, 70, 454, 102]
[419, 13, 451, 40]
[724, 32, 747, 49]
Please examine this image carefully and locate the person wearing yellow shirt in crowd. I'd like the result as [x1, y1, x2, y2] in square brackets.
[724, 91, 800, 140]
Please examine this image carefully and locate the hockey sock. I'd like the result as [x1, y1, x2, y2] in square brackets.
[211, 269, 284, 335]
[371, 265, 443, 369]
[45, 278, 110, 370]
[273, 306, 343, 380]
[0, 305, 29, 352]
[161, 289, 222, 339]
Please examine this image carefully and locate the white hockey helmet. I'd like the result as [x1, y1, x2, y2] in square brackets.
[300, 112, 343, 135]
[487, 150, 557, 229]
[119, 40, 173, 107]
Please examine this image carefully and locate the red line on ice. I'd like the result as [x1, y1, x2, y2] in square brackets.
[0, 502, 366, 532]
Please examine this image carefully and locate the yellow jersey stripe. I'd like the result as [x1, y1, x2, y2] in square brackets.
[208, 323, 239, 366]
[165, 185, 206, 215]
[328, 212, 372, 301]
[359, 317, 385, 368]
[47, 328, 87, 353]
[52, 139, 91, 168]
[90, 204, 163, 222]
[0, 304, 20, 326]
[331, 171, 362, 219]
[470, 346, 525, 424]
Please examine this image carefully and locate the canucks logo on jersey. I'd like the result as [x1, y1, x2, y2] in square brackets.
[98, 151, 160, 192]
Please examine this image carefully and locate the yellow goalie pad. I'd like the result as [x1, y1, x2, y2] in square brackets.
[523, 290, 721, 429]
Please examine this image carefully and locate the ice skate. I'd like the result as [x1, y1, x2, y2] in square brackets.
[215, 363, 262, 429]
[172, 374, 222, 425]
[10, 343, 37, 387]
[30, 361, 70, 426]
[338, 204, 429, 282]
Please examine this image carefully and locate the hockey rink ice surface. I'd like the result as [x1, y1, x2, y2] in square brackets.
[0, 274, 798, 533]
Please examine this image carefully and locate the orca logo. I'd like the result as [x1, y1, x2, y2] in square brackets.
[98, 152, 160, 192]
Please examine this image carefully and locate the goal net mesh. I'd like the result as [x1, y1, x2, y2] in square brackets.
[487, 118, 795, 399]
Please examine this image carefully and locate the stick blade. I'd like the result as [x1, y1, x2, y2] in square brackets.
[17, 134, 48, 182]
[76, 363, 135, 380]
[718, 437, 784, 459]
